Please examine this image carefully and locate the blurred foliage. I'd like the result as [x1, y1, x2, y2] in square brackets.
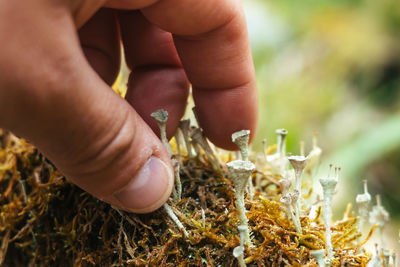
[244, 0, 400, 219]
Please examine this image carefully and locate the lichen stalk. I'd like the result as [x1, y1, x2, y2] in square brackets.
[310, 249, 326, 267]
[267, 129, 289, 174]
[278, 177, 302, 233]
[280, 194, 302, 234]
[356, 180, 371, 237]
[150, 109, 172, 156]
[151, 110, 187, 238]
[174, 131, 182, 163]
[190, 128, 221, 172]
[392, 251, 396, 267]
[227, 160, 255, 247]
[171, 158, 182, 203]
[233, 246, 246, 267]
[164, 203, 188, 238]
[233, 225, 248, 267]
[232, 130, 254, 200]
[369, 194, 389, 251]
[288, 156, 308, 195]
[262, 138, 267, 162]
[191, 139, 203, 159]
[305, 131, 322, 175]
[288, 155, 308, 218]
[237, 225, 247, 247]
[290, 190, 302, 234]
[201, 208, 206, 228]
[276, 129, 288, 158]
[178, 119, 193, 158]
[367, 244, 382, 267]
[278, 178, 291, 196]
[319, 166, 339, 265]
[383, 250, 391, 266]
[232, 130, 250, 161]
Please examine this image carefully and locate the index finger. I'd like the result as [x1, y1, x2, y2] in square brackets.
[141, 0, 258, 150]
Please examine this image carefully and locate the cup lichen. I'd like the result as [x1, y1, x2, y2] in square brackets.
[0, 122, 392, 266]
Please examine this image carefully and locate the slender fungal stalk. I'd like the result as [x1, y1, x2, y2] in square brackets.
[288, 155, 308, 195]
[276, 129, 288, 158]
[366, 244, 382, 267]
[237, 225, 247, 247]
[233, 246, 246, 267]
[383, 250, 391, 267]
[201, 208, 206, 228]
[310, 249, 325, 267]
[164, 203, 188, 238]
[392, 252, 396, 267]
[288, 155, 308, 218]
[356, 180, 371, 237]
[305, 131, 322, 175]
[278, 177, 302, 233]
[319, 167, 339, 265]
[280, 194, 302, 234]
[227, 160, 255, 247]
[151, 110, 187, 239]
[150, 109, 172, 156]
[171, 158, 182, 203]
[278, 178, 291, 196]
[174, 131, 182, 163]
[233, 225, 248, 267]
[290, 190, 302, 234]
[267, 129, 289, 174]
[191, 139, 203, 159]
[369, 194, 389, 251]
[232, 130, 253, 200]
[262, 139, 267, 162]
[190, 128, 221, 172]
[232, 130, 250, 161]
[178, 120, 193, 158]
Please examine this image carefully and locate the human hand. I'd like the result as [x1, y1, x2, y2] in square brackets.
[0, 0, 257, 213]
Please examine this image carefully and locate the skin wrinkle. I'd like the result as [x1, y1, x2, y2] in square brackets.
[70, 137, 149, 197]
[141, 0, 240, 36]
[65, 111, 168, 198]
[172, 14, 237, 41]
[194, 79, 254, 92]
[65, 108, 135, 176]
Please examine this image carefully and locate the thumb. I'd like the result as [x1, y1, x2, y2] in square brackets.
[0, 2, 173, 213]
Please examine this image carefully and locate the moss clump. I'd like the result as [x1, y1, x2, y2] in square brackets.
[0, 129, 375, 266]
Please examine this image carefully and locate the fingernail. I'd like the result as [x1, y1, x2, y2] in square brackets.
[114, 156, 173, 213]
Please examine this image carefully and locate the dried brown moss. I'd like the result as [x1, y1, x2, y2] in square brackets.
[0, 129, 373, 266]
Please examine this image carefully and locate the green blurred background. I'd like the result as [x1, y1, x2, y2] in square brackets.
[243, 0, 400, 223]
